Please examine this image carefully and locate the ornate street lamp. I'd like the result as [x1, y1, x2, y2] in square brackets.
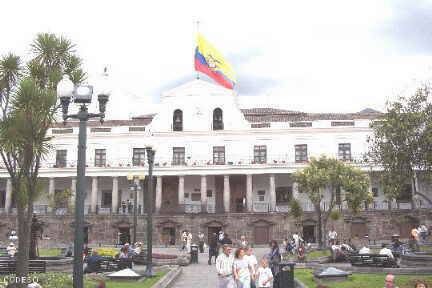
[145, 145, 156, 277]
[57, 70, 110, 288]
[128, 173, 144, 245]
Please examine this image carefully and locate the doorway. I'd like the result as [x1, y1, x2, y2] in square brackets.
[162, 227, 176, 246]
[208, 226, 222, 243]
[254, 226, 269, 245]
[303, 225, 316, 243]
[118, 227, 131, 245]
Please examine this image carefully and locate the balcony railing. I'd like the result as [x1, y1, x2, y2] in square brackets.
[32, 153, 370, 170]
[183, 203, 216, 214]
[253, 202, 269, 212]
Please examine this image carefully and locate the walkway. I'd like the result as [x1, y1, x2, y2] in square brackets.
[154, 247, 269, 288]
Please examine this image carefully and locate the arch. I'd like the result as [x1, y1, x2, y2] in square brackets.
[213, 108, 224, 130]
[173, 109, 183, 131]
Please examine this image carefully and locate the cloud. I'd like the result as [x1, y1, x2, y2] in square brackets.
[379, 0, 432, 54]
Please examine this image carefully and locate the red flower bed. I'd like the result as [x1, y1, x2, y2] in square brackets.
[151, 253, 178, 259]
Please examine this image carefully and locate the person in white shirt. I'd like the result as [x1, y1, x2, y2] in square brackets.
[359, 246, 371, 254]
[379, 244, 394, 259]
[292, 233, 300, 253]
[256, 258, 273, 288]
[216, 244, 235, 288]
[244, 247, 258, 287]
[186, 232, 193, 253]
[6, 242, 16, 257]
[328, 228, 337, 246]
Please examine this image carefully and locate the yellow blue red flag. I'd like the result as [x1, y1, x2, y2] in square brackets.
[194, 33, 236, 89]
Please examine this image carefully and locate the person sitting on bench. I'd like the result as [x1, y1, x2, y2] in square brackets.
[358, 246, 370, 254]
[85, 250, 103, 273]
[379, 244, 394, 259]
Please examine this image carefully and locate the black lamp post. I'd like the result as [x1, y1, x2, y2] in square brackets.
[128, 174, 144, 245]
[145, 145, 156, 277]
[57, 71, 110, 288]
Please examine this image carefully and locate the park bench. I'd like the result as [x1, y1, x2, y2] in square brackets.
[349, 253, 397, 268]
[0, 248, 8, 257]
[85, 257, 132, 273]
[0, 260, 46, 274]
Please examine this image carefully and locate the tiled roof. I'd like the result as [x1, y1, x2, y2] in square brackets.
[241, 108, 382, 123]
[51, 116, 153, 128]
[51, 108, 382, 128]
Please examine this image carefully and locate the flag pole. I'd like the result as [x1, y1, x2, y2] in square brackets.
[195, 20, 200, 80]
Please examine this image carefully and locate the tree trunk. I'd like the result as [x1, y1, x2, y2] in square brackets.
[316, 207, 324, 249]
[16, 204, 30, 288]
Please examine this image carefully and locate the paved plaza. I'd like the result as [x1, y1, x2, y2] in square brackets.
[153, 247, 269, 287]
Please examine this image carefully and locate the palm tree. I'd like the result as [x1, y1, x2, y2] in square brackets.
[0, 33, 86, 285]
[29, 32, 86, 90]
[0, 53, 22, 116]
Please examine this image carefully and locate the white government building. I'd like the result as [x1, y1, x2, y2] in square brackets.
[0, 79, 430, 245]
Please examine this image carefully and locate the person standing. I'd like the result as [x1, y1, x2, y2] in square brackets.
[328, 227, 338, 246]
[233, 247, 252, 288]
[244, 247, 258, 288]
[198, 231, 205, 253]
[292, 232, 300, 253]
[186, 231, 193, 253]
[209, 233, 218, 265]
[268, 240, 281, 276]
[239, 235, 248, 248]
[256, 258, 273, 288]
[216, 244, 235, 288]
[181, 230, 188, 252]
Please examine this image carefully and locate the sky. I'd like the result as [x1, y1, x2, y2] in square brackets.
[1, 0, 432, 119]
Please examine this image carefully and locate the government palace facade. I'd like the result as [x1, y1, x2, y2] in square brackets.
[0, 79, 431, 246]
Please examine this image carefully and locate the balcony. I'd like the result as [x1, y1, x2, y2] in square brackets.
[35, 153, 370, 171]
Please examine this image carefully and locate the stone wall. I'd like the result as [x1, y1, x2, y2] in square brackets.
[0, 209, 430, 247]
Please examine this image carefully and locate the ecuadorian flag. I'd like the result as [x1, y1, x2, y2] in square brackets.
[194, 33, 236, 90]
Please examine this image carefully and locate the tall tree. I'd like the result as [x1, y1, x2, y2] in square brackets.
[368, 86, 432, 208]
[0, 33, 85, 285]
[294, 156, 369, 248]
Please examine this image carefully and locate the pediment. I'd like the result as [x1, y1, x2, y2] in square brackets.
[162, 79, 235, 98]
[249, 219, 275, 226]
[203, 220, 227, 227]
[157, 219, 181, 228]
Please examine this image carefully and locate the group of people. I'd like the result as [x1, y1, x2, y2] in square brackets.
[181, 230, 193, 252]
[119, 242, 143, 259]
[281, 232, 308, 260]
[216, 244, 274, 288]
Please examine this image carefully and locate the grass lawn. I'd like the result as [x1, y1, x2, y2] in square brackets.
[38, 248, 62, 257]
[295, 269, 432, 288]
[306, 250, 331, 260]
[88, 271, 166, 288]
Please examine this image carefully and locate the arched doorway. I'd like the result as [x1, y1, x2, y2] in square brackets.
[398, 215, 419, 239]
[157, 220, 180, 246]
[302, 219, 317, 243]
[204, 220, 227, 243]
[118, 226, 130, 245]
[250, 219, 274, 245]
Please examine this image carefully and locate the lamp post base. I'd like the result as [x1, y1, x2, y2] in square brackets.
[145, 265, 155, 277]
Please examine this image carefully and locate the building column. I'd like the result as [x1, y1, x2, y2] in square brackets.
[70, 177, 76, 207]
[91, 177, 98, 213]
[201, 175, 207, 213]
[155, 176, 162, 213]
[269, 174, 276, 211]
[246, 174, 253, 212]
[5, 179, 12, 213]
[48, 178, 55, 212]
[178, 176, 185, 211]
[112, 177, 119, 213]
[223, 175, 230, 213]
